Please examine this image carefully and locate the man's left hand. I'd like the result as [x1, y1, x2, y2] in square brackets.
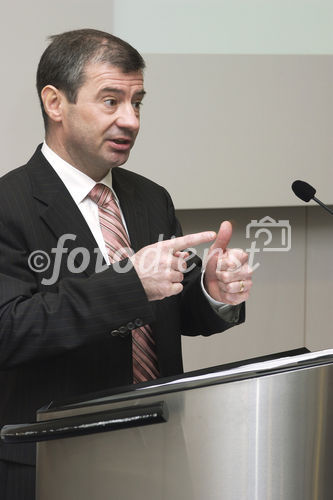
[203, 221, 252, 305]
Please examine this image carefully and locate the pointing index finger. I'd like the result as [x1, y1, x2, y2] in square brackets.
[165, 231, 216, 251]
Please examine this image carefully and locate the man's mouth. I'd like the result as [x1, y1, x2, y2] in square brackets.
[113, 138, 131, 144]
[107, 138, 132, 151]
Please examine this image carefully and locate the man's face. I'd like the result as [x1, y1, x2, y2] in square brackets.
[58, 62, 145, 179]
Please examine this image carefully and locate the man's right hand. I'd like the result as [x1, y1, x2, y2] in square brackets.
[130, 231, 216, 301]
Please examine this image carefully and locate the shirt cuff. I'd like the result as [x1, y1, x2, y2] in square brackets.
[200, 272, 241, 323]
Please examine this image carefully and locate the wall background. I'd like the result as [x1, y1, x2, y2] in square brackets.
[1, 0, 332, 371]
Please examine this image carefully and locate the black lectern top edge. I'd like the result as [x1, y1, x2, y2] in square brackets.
[39, 347, 312, 415]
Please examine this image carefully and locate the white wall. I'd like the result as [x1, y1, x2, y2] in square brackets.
[112, 0, 333, 54]
[1, 2, 332, 208]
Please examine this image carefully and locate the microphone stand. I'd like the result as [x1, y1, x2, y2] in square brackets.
[312, 196, 333, 216]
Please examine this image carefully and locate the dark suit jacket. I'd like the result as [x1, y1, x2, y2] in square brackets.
[0, 145, 244, 465]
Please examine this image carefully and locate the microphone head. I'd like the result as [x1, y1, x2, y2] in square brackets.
[292, 180, 316, 203]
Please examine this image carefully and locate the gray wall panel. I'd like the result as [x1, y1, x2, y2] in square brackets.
[0, 0, 115, 172]
[125, 54, 333, 209]
[178, 206, 307, 370]
[306, 206, 333, 352]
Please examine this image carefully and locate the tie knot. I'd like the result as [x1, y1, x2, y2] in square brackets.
[88, 183, 113, 207]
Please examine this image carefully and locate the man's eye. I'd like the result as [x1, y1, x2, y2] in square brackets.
[133, 101, 143, 110]
[104, 99, 116, 107]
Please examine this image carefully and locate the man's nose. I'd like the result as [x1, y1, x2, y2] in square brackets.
[115, 103, 140, 131]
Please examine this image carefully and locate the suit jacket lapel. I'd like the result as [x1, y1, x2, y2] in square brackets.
[26, 146, 102, 276]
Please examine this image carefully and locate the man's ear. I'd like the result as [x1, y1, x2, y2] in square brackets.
[41, 85, 66, 123]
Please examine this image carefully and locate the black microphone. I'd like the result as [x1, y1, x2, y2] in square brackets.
[292, 180, 333, 216]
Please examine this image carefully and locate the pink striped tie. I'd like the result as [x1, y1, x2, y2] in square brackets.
[88, 183, 160, 384]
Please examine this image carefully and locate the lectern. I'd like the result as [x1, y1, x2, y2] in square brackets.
[2, 349, 333, 500]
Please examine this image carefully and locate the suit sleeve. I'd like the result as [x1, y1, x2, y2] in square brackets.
[163, 189, 245, 336]
[0, 220, 154, 369]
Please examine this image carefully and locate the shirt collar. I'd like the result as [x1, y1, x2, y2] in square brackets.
[41, 141, 117, 205]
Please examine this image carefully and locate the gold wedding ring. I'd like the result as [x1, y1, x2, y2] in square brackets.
[239, 280, 245, 293]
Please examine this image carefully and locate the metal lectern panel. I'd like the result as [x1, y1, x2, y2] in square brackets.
[36, 361, 333, 500]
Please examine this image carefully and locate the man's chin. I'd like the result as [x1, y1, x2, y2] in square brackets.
[107, 151, 131, 169]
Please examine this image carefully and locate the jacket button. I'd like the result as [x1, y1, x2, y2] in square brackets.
[135, 318, 143, 327]
[119, 326, 129, 337]
[127, 322, 135, 331]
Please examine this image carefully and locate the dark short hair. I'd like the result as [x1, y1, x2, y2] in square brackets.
[36, 28, 145, 128]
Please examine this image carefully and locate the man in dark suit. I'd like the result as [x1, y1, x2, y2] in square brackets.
[0, 29, 252, 499]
